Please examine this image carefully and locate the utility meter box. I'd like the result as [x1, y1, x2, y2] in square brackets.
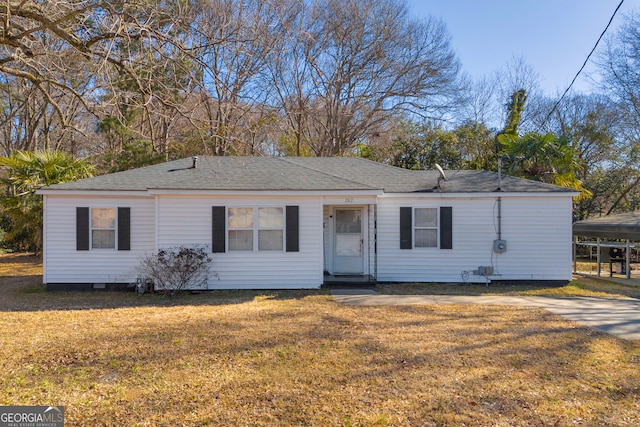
[493, 239, 507, 253]
[477, 266, 494, 275]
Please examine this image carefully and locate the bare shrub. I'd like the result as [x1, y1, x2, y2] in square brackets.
[139, 246, 213, 295]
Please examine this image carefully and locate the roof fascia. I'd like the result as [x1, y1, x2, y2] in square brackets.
[37, 189, 151, 197]
[380, 191, 579, 198]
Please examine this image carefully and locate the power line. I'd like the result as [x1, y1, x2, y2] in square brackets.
[541, 0, 625, 128]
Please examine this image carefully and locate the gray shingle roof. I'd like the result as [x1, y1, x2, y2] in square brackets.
[42, 156, 575, 194]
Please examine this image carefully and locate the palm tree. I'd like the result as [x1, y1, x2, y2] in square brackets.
[500, 132, 591, 200]
[0, 150, 94, 254]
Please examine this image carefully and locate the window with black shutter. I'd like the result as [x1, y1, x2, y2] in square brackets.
[440, 207, 453, 249]
[286, 205, 299, 252]
[400, 207, 412, 249]
[212, 205, 299, 253]
[118, 207, 131, 251]
[76, 207, 90, 251]
[212, 206, 226, 253]
[400, 206, 453, 249]
[76, 207, 131, 251]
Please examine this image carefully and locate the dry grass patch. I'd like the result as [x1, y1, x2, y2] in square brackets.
[376, 275, 640, 299]
[2, 254, 640, 426]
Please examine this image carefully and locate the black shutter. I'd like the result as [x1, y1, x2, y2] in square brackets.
[400, 207, 412, 249]
[76, 207, 90, 251]
[118, 207, 131, 251]
[212, 206, 226, 253]
[286, 205, 299, 252]
[440, 207, 453, 250]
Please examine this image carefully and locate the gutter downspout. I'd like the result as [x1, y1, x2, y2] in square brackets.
[497, 197, 502, 240]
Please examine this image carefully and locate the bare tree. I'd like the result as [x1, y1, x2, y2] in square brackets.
[179, 0, 293, 156]
[0, 1, 199, 156]
[456, 74, 500, 127]
[264, 0, 315, 156]
[493, 56, 542, 134]
[598, 12, 640, 145]
[593, 13, 640, 214]
[267, 0, 460, 156]
[0, 0, 462, 161]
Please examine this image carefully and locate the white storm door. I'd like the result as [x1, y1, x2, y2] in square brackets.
[334, 208, 363, 274]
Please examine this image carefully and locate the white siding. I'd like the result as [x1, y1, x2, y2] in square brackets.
[376, 195, 573, 283]
[43, 195, 156, 284]
[157, 195, 324, 289]
[43, 191, 573, 288]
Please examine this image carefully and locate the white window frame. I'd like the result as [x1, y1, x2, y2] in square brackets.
[414, 207, 438, 248]
[91, 207, 117, 250]
[228, 207, 254, 251]
[227, 207, 285, 252]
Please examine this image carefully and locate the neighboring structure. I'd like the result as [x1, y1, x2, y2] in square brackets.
[573, 212, 640, 279]
[37, 156, 577, 290]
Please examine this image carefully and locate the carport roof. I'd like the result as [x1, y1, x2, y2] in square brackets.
[573, 211, 640, 240]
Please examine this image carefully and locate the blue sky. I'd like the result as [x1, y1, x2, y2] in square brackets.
[407, 0, 640, 95]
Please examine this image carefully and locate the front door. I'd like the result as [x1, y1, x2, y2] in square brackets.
[334, 208, 363, 274]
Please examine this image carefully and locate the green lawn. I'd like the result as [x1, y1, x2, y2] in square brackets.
[2, 254, 640, 426]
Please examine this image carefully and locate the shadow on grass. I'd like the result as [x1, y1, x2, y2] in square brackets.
[37, 300, 637, 426]
[3, 256, 640, 424]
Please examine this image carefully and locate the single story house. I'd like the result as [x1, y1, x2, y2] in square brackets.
[37, 156, 577, 290]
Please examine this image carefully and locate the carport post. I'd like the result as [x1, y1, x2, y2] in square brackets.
[597, 238, 601, 277]
[573, 236, 577, 274]
[627, 239, 631, 280]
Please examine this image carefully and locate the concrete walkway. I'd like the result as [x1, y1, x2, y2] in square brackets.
[331, 289, 640, 341]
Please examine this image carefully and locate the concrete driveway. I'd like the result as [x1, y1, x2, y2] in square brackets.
[331, 289, 640, 341]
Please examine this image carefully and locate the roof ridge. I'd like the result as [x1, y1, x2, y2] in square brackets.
[279, 157, 380, 190]
[348, 156, 429, 175]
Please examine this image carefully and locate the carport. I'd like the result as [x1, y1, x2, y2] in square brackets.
[573, 212, 640, 280]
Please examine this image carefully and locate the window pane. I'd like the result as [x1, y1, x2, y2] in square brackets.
[92, 208, 115, 228]
[259, 230, 283, 250]
[259, 207, 283, 228]
[336, 209, 361, 233]
[228, 208, 253, 228]
[229, 230, 253, 251]
[336, 234, 362, 256]
[415, 229, 437, 248]
[415, 208, 437, 228]
[92, 230, 115, 249]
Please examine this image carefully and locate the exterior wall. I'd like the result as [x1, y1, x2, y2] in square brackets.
[157, 194, 324, 289]
[376, 194, 574, 283]
[42, 190, 573, 289]
[42, 195, 156, 285]
[497, 196, 573, 280]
